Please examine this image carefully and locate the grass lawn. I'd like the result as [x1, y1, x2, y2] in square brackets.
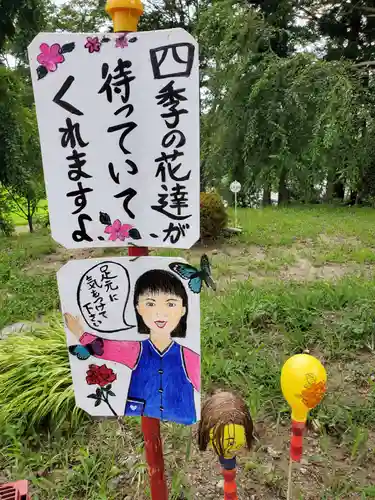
[1, 206, 375, 499]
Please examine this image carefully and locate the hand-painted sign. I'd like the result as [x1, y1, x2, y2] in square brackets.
[57, 256, 201, 425]
[28, 29, 200, 249]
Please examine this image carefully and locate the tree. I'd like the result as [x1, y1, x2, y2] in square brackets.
[199, 1, 367, 205]
[50, 0, 108, 33]
[0, 0, 53, 63]
[300, 0, 375, 203]
[5, 106, 45, 233]
[0, 66, 44, 232]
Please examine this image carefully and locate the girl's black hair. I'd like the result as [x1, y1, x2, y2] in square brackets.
[134, 269, 188, 338]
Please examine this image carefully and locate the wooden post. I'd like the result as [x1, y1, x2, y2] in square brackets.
[105, 2, 168, 498]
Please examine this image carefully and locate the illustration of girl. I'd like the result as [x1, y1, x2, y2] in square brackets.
[65, 269, 200, 425]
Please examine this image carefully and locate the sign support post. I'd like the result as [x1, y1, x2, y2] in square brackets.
[105, 2, 168, 499]
[229, 181, 241, 229]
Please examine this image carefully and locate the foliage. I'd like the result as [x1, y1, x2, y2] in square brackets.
[0, 0, 53, 63]
[200, 191, 227, 239]
[0, 316, 84, 430]
[0, 231, 58, 329]
[198, 0, 373, 204]
[1, 209, 375, 496]
[34, 211, 50, 230]
[0, 67, 44, 231]
[50, 0, 108, 33]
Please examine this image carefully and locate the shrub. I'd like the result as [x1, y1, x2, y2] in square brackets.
[35, 211, 50, 229]
[200, 191, 228, 239]
[0, 215, 14, 236]
[0, 316, 84, 431]
[0, 190, 14, 236]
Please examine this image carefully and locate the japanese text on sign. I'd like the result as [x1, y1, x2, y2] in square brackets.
[28, 29, 200, 249]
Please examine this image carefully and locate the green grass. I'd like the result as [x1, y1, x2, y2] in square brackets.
[1, 205, 375, 498]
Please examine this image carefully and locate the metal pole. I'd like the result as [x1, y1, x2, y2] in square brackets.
[234, 191, 237, 228]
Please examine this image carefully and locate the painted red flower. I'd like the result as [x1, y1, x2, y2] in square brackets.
[37, 43, 64, 72]
[84, 37, 101, 53]
[86, 364, 117, 387]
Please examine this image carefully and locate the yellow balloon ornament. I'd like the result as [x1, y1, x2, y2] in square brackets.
[281, 354, 327, 462]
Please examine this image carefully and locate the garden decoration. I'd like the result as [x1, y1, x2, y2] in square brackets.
[229, 181, 241, 228]
[281, 354, 327, 500]
[0, 480, 30, 500]
[198, 391, 254, 500]
[28, 0, 201, 497]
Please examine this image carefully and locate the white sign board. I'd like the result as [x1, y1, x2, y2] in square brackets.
[28, 29, 200, 249]
[230, 181, 241, 194]
[57, 256, 201, 425]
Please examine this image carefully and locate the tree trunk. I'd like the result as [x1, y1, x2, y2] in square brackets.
[28, 215, 34, 233]
[278, 167, 289, 206]
[333, 180, 345, 201]
[326, 170, 345, 203]
[349, 190, 357, 206]
[262, 186, 271, 206]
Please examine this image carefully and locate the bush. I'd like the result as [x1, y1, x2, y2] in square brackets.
[35, 211, 50, 229]
[200, 191, 228, 239]
[0, 316, 84, 431]
[0, 190, 14, 236]
[0, 215, 14, 236]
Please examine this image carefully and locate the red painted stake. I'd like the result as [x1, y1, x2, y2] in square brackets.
[128, 245, 168, 500]
[222, 468, 238, 500]
[290, 420, 305, 462]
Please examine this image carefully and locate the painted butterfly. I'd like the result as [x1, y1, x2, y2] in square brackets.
[69, 337, 104, 360]
[169, 254, 216, 294]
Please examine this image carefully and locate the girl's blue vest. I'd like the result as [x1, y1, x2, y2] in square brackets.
[124, 339, 196, 425]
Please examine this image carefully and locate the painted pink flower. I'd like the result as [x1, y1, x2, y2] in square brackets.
[115, 36, 128, 49]
[118, 223, 133, 240]
[37, 43, 64, 72]
[104, 220, 133, 241]
[84, 37, 101, 54]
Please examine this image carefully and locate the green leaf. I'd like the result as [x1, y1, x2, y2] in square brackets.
[61, 42, 75, 54]
[94, 399, 102, 407]
[87, 394, 98, 400]
[37, 66, 48, 80]
[129, 228, 141, 240]
[107, 391, 116, 397]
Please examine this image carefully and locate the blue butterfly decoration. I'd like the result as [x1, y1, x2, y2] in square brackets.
[169, 254, 216, 294]
[69, 337, 104, 361]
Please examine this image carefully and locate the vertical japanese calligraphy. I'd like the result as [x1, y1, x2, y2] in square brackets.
[29, 30, 199, 249]
[56, 77, 93, 242]
[77, 261, 133, 332]
[152, 80, 192, 245]
[99, 58, 138, 220]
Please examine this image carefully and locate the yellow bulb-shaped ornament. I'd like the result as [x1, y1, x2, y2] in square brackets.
[281, 354, 327, 422]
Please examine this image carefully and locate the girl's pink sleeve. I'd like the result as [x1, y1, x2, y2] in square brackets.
[183, 347, 200, 392]
[79, 332, 140, 369]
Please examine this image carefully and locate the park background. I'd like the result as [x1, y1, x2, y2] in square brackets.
[1, 0, 375, 498]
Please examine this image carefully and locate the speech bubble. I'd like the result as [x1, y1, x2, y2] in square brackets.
[77, 261, 135, 333]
